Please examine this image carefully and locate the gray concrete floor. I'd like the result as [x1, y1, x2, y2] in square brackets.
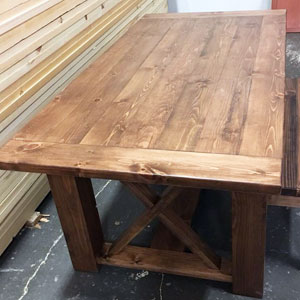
[1, 33, 300, 300]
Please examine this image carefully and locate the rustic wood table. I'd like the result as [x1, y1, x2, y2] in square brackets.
[0, 10, 287, 298]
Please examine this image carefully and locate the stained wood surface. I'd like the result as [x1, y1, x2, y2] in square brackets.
[232, 192, 268, 298]
[0, 11, 286, 193]
[108, 186, 183, 256]
[269, 194, 300, 207]
[0, 140, 281, 193]
[123, 182, 221, 268]
[151, 188, 199, 251]
[99, 243, 232, 282]
[48, 175, 104, 271]
[281, 78, 300, 196]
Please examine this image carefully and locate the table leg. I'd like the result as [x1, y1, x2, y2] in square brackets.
[47, 175, 104, 272]
[232, 191, 267, 298]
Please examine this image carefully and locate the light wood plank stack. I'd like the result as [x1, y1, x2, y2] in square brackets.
[0, 0, 168, 255]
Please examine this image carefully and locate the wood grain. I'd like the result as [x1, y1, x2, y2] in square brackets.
[0, 0, 106, 74]
[3, 12, 284, 165]
[281, 78, 298, 195]
[0, 12, 286, 193]
[0, 175, 49, 255]
[0, 0, 86, 54]
[232, 192, 268, 298]
[0, 0, 62, 36]
[239, 13, 285, 158]
[47, 175, 104, 271]
[297, 79, 300, 196]
[0, 0, 29, 15]
[0, 1, 109, 91]
[99, 243, 232, 282]
[0, 140, 281, 193]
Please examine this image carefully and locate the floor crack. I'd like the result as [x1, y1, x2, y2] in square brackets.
[17, 233, 64, 300]
[95, 180, 112, 199]
[159, 273, 164, 300]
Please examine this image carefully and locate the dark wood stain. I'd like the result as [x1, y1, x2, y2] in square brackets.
[281, 78, 298, 196]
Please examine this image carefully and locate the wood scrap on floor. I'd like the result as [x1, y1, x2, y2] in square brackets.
[25, 212, 50, 229]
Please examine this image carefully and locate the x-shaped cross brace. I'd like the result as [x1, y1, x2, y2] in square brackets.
[107, 182, 221, 270]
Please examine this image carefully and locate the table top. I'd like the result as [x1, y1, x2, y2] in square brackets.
[0, 10, 286, 194]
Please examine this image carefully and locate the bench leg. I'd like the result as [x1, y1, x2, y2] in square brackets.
[232, 191, 267, 298]
[48, 175, 104, 272]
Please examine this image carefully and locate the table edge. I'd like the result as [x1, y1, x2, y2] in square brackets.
[144, 10, 286, 19]
[0, 140, 281, 194]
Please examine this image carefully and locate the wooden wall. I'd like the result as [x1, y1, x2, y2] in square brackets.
[0, 0, 168, 255]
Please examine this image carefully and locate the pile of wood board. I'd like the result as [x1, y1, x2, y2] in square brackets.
[0, 0, 168, 255]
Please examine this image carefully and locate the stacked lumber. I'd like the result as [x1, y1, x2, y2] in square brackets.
[0, 0, 168, 255]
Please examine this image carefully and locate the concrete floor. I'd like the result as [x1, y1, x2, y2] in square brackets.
[1, 33, 300, 300]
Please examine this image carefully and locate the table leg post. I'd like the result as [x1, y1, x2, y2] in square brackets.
[232, 191, 267, 298]
[47, 175, 104, 272]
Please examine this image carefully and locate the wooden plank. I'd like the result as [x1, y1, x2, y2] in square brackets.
[268, 195, 300, 207]
[144, 10, 287, 18]
[239, 13, 286, 158]
[0, 0, 62, 36]
[99, 243, 232, 283]
[281, 78, 298, 195]
[82, 17, 229, 149]
[297, 79, 300, 196]
[47, 175, 104, 271]
[62, 18, 195, 145]
[0, 173, 40, 224]
[0, 171, 27, 203]
[151, 188, 199, 251]
[0, 0, 29, 15]
[151, 17, 261, 154]
[0, 0, 152, 122]
[0, 175, 49, 255]
[0, 0, 87, 54]
[15, 19, 173, 144]
[108, 187, 183, 256]
[0, 5, 110, 91]
[232, 192, 268, 298]
[0, 140, 281, 193]
[151, 0, 168, 13]
[0, 0, 110, 88]
[0, 0, 107, 74]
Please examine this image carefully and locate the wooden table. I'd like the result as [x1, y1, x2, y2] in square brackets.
[0, 10, 286, 298]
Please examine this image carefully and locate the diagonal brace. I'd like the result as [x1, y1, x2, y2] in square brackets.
[123, 182, 220, 270]
[108, 186, 183, 256]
